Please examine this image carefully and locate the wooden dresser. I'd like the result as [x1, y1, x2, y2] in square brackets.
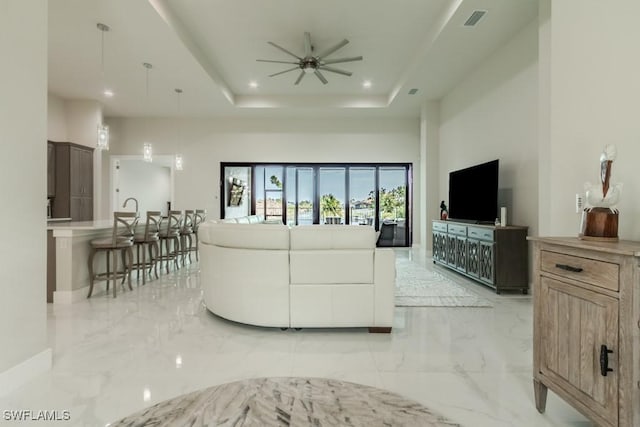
[529, 237, 640, 426]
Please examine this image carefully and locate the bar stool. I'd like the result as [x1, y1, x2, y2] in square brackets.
[132, 211, 162, 284]
[87, 211, 138, 298]
[192, 209, 207, 262]
[179, 210, 195, 266]
[158, 210, 182, 274]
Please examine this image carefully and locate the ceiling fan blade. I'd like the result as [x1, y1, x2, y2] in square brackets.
[316, 39, 349, 59]
[321, 56, 363, 65]
[314, 70, 328, 84]
[268, 66, 300, 77]
[304, 32, 312, 57]
[294, 70, 305, 85]
[257, 59, 300, 64]
[318, 65, 352, 77]
[267, 41, 302, 60]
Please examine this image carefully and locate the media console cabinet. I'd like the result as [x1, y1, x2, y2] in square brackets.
[432, 220, 528, 293]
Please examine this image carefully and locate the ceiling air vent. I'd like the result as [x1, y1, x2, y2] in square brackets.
[408, 88, 419, 95]
[464, 10, 487, 27]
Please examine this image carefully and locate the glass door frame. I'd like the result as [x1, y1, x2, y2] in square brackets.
[220, 162, 413, 246]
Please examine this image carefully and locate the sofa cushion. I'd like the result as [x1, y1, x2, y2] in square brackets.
[199, 223, 290, 249]
[290, 225, 376, 250]
[290, 249, 374, 284]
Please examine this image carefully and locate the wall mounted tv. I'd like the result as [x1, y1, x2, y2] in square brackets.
[448, 159, 499, 223]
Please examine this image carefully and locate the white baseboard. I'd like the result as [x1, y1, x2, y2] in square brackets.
[0, 348, 52, 397]
[54, 285, 89, 304]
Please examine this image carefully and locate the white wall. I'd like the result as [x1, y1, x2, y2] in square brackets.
[545, 0, 640, 239]
[439, 20, 539, 237]
[116, 159, 171, 215]
[0, 0, 50, 391]
[47, 93, 67, 141]
[64, 100, 102, 149]
[421, 101, 440, 251]
[105, 117, 422, 242]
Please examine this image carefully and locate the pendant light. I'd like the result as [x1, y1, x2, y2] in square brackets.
[96, 23, 111, 150]
[174, 88, 183, 170]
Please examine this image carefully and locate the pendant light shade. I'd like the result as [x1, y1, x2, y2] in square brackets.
[97, 124, 109, 150]
[143, 143, 152, 162]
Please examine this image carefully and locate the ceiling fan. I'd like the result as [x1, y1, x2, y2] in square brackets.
[257, 32, 363, 85]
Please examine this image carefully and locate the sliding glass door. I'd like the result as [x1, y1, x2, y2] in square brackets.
[319, 167, 346, 224]
[221, 163, 412, 246]
[378, 167, 407, 246]
[349, 167, 376, 226]
[255, 166, 284, 222]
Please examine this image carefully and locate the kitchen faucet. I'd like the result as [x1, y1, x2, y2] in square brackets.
[122, 197, 139, 213]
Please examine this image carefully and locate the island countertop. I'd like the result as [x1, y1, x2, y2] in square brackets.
[47, 219, 114, 235]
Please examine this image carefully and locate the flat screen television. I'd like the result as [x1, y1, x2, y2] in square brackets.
[448, 159, 499, 223]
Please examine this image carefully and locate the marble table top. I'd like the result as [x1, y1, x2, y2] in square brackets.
[111, 377, 460, 426]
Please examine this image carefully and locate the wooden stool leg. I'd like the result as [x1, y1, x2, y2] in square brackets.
[126, 247, 134, 290]
[152, 241, 159, 279]
[164, 238, 171, 274]
[106, 251, 111, 293]
[140, 243, 146, 285]
[194, 233, 199, 262]
[112, 249, 118, 298]
[87, 248, 96, 298]
[173, 236, 180, 270]
[136, 244, 141, 282]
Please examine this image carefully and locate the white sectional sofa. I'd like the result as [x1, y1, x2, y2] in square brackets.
[198, 218, 395, 332]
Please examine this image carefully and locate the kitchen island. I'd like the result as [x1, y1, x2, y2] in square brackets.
[47, 220, 114, 303]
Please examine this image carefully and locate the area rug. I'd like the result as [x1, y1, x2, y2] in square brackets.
[110, 377, 461, 426]
[395, 257, 493, 307]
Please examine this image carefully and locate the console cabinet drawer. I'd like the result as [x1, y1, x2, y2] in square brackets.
[468, 226, 494, 242]
[541, 250, 619, 292]
[432, 221, 447, 233]
[447, 224, 467, 236]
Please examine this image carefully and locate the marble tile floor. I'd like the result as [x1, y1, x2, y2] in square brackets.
[1, 249, 591, 426]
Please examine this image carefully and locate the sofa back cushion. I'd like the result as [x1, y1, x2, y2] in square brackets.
[289, 226, 376, 284]
[290, 250, 374, 284]
[289, 225, 376, 249]
[199, 222, 290, 250]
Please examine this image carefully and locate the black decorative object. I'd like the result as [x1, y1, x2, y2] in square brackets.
[439, 201, 448, 220]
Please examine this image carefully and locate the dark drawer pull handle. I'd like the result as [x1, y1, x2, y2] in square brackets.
[555, 263, 583, 273]
[600, 345, 614, 376]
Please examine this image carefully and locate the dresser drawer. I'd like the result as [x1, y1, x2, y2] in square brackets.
[447, 224, 467, 236]
[540, 250, 619, 292]
[432, 221, 447, 233]
[468, 226, 493, 241]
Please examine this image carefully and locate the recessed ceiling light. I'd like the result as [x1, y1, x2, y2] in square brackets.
[362, 80, 372, 89]
[103, 89, 114, 97]
[249, 81, 259, 89]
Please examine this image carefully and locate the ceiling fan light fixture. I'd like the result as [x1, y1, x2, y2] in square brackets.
[103, 89, 114, 97]
[248, 80, 259, 88]
[259, 32, 362, 85]
[362, 80, 372, 89]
